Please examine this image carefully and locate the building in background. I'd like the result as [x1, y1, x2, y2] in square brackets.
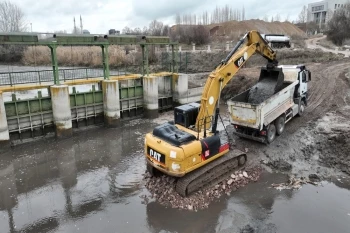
[108, 29, 120, 35]
[307, 0, 349, 29]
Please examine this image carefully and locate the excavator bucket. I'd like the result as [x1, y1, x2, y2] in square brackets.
[247, 67, 285, 104]
[258, 67, 285, 91]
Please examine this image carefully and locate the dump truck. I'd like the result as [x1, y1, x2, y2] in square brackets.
[228, 65, 311, 144]
[261, 34, 291, 48]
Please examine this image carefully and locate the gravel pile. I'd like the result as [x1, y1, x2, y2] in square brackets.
[141, 166, 262, 211]
[247, 78, 279, 104]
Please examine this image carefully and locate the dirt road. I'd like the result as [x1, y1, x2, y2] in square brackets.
[306, 35, 350, 57]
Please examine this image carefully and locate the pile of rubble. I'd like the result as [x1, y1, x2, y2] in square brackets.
[141, 166, 262, 211]
[271, 174, 321, 191]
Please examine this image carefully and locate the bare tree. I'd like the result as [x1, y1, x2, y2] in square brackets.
[162, 25, 169, 36]
[149, 20, 163, 36]
[0, 1, 27, 32]
[175, 13, 181, 24]
[298, 5, 308, 23]
[275, 14, 281, 22]
[242, 6, 245, 20]
[284, 14, 290, 22]
[263, 15, 269, 22]
[142, 26, 149, 35]
[122, 26, 132, 34]
[326, 8, 350, 45]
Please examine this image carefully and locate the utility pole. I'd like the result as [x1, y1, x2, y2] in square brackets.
[80, 15, 83, 34]
[30, 23, 32, 32]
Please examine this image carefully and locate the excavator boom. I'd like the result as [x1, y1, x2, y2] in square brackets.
[196, 30, 278, 131]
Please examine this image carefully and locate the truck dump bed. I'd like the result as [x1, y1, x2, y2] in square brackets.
[227, 80, 297, 130]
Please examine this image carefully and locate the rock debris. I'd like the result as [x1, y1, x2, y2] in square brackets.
[141, 166, 262, 211]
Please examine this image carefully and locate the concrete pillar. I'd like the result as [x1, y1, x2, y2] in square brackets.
[143, 76, 159, 119]
[0, 91, 10, 152]
[172, 74, 188, 106]
[102, 80, 121, 127]
[207, 45, 211, 52]
[50, 85, 72, 138]
[192, 43, 196, 52]
[166, 45, 170, 52]
[178, 46, 182, 52]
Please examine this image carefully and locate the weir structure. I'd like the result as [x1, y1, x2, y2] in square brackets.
[0, 33, 202, 150]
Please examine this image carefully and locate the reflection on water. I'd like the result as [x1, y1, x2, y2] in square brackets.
[0, 120, 153, 233]
[0, 116, 349, 233]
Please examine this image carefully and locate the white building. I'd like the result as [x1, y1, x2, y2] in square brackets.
[307, 0, 349, 28]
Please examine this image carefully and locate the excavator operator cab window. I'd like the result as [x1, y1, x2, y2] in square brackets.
[301, 71, 311, 83]
[302, 72, 307, 82]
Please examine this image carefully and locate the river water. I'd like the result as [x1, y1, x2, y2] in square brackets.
[0, 116, 349, 233]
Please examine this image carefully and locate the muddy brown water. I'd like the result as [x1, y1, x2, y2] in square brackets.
[0, 118, 349, 233]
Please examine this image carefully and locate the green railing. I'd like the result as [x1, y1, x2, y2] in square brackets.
[0, 65, 142, 86]
[161, 51, 191, 73]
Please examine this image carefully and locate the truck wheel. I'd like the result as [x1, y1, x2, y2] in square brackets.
[298, 101, 306, 117]
[275, 116, 285, 135]
[266, 124, 276, 143]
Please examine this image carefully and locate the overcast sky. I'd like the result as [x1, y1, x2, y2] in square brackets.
[14, 0, 317, 34]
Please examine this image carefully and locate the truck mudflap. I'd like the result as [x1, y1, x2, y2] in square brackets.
[233, 131, 267, 144]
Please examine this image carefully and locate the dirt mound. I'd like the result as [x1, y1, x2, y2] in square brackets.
[209, 19, 306, 38]
[166, 49, 344, 74]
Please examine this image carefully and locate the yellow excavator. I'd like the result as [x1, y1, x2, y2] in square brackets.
[144, 30, 278, 196]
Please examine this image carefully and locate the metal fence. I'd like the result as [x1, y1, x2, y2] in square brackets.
[0, 66, 142, 86]
[161, 52, 191, 73]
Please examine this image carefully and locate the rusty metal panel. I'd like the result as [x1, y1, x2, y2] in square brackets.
[143, 36, 170, 44]
[0, 33, 38, 43]
[107, 35, 137, 44]
[53, 34, 108, 44]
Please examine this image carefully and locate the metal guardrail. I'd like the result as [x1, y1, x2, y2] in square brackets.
[0, 66, 142, 86]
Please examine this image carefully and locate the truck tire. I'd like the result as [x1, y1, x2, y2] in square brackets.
[266, 124, 276, 143]
[275, 116, 285, 135]
[297, 100, 306, 117]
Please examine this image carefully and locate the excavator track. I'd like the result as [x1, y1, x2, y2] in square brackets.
[175, 150, 247, 197]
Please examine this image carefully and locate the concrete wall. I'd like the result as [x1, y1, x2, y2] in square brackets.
[1, 73, 205, 146]
[102, 80, 121, 127]
[143, 76, 159, 119]
[0, 91, 10, 152]
[50, 85, 73, 138]
[172, 74, 204, 105]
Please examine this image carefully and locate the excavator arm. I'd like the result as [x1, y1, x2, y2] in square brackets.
[195, 30, 278, 131]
